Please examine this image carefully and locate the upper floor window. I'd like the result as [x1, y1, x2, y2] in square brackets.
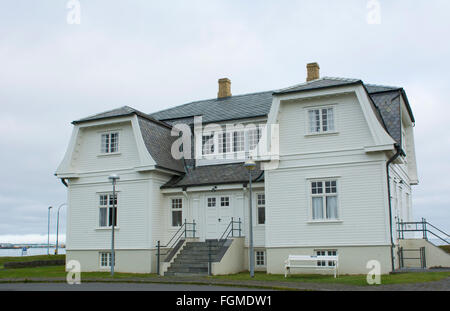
[308, 107, 335, 134]
[201, 126, 262, 156]
[202, 134, 215, 155]
[311, 180, 338, 220]
[99, 193, 117, 228]
[101, 132, 119, 154]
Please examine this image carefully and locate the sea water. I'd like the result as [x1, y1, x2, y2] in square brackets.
[0, 247, 66, 257]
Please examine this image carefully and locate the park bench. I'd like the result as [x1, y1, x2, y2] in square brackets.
[284, 254, 339, 278]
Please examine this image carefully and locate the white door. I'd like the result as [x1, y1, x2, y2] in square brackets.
[205, 196, 233, 239]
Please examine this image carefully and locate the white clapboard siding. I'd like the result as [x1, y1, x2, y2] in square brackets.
[265, 160, 389, 247]
[72, 122, 140, 173]
[279, 93, 374, 155]
[67, 178, 151, 250]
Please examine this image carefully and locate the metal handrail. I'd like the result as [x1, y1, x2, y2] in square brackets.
[397, 218, 449, 245]
[156, 219, 196, 275]
[218, 217, 242, 242]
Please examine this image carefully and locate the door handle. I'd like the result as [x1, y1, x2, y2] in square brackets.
[218, 218, 222, 222]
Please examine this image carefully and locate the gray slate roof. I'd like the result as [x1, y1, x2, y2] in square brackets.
[161, 163, 264, 189]
[150, 91, 274, 124]
[273, 77, 361, 95]
[137, 116, 185, 173]
[370, 91, 402, 144]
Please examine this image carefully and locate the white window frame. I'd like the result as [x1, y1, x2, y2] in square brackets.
[98, 193, 118, 229]
[200, 126, 263, 157]
[255, 250, 266, 267]
[220, 196, 230, 207]
[99, 252, 115, 268]
[256, 193, 265, 225]
[308, 179, 340, 222]
[315, 249, 337, 267]
[170, 198, 183, 228]
[305, 105, 336, 135]
[100, 131, 120, 154]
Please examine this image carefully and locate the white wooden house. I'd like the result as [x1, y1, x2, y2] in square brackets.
[56, 63, 432, 275]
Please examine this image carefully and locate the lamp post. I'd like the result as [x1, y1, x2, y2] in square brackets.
[244, 159, 257, 278]
[55, 203, 67, 255]
[108, 174, 120, 276]
[47, 206, 52, 255]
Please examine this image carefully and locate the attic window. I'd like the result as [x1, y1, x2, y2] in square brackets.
[101, 132, 119, 154]
[308, 107, 335, 134]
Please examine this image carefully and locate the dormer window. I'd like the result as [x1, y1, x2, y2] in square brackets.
[201, 126, 262, 157]
[308, 107, 335, 134]
[101, 132, 119, 154]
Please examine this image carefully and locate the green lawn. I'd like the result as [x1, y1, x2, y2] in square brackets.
[0, 255, 449, 286]
[439, 245, 450, 254]
[0, 265, 159, 280]
[213, 271, 450, 286]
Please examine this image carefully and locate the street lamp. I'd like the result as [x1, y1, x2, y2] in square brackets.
[47, 206, 52, 255]
[244, 158, 257, 278]
[55, 203, 67, 255]
[108, 174, 120, 276]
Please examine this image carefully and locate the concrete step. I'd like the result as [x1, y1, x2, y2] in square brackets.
[165, 271, 208, 277]
[166, 267, 208, 273]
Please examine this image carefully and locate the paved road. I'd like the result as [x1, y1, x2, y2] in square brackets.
[0, 282, 271, 291]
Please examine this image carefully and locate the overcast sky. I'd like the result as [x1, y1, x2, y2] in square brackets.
[0, 0, 449, 244]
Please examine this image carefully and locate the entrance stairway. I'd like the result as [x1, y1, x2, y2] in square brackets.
[397, 218, 450, 269]
[165, 240, 229, 276]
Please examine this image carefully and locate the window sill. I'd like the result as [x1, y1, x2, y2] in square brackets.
[97, 152, 121, 157]
[95, 227, 120, 231]
[305, 131, 338, 137]
[307, 220, 343, 224]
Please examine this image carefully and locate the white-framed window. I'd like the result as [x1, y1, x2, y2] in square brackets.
[202, 134, 215, 155]
[316, 250, 337, 267]
[200, 126, 262, 156]
[248, 127, 261, 151]
[310, 180, 338, 220]
[233, 131, 245, 152]
[207, 197, 216, 208]
[308, 107, 335, 134]
[99, 194, 117, 228]
[218, 132, 232, 154]
[257, 193, 265, 225]
[256, 250, 265, 266]
[101, 132, 119, 153]
[220, 196, 230, 207]
[100, 252, 114, 268]
[171, 198, 183, 227]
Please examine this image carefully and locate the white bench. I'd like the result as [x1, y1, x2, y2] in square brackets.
[284, 255, 339, 278]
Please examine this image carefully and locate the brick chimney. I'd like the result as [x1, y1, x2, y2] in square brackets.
[218, 78, 232, 98]
[306, 63, 320, 82]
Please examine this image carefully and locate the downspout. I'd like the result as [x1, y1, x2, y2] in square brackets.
[386, 143, 405, 272]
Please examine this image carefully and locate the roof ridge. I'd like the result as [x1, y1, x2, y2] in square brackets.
[275, 76, 361, 93]
[150, 90, 274, 116]
[365, 82, 402, 91]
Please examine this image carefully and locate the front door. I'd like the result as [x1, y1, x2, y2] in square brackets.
[205, 196, 232, 239]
